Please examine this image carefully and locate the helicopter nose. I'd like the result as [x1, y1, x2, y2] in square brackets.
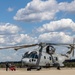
[22, 58, 30, 64]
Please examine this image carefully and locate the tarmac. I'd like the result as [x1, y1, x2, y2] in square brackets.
[0, 68, 75, 75]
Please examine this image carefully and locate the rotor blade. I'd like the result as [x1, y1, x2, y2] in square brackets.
[1, 42, 75, 50]
[17, 44, 39, 48]
[46, 43, 75, 46]
[0, 44, 39, 50]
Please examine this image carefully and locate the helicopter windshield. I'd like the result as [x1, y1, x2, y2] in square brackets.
[23, 52, 29, 58]
[23, 51, 38, 59]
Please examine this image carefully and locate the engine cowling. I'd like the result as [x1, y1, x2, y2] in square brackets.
[46, 45, 55, 54]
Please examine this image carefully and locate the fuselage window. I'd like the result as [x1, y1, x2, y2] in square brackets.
[55, 57, 58, 61]
[44, 56, 46, 59]
[49, 57, 51, 60]
[35, 55, 38, 59]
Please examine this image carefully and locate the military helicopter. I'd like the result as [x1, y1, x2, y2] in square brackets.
[0, 42, 75, 71]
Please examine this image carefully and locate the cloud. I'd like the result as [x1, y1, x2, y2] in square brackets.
[0, 23, 21, 45]
[59, 0, 75, 13]
[37, 18, 75, 33]
[0, 23, 20, 34]
[38, 32, 72, 43]
[7, 7, 14, 12]
[0, 21, 74, 47]
[13, 34, 38, 44]
[14, 0, 58, 22]
[14, 0, 75, 22]
[0, 23, 38, 61]
[0, 23, 38, 46]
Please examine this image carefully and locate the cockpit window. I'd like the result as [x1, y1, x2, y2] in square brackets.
[35, 55, 38, 59]
[23, 51, 38, 59]
[23, 52, 29, 58]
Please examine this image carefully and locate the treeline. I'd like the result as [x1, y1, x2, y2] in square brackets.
[0, 61, 22, 68]
[64, 62, 75, 67]
[64, 59, 75, 67]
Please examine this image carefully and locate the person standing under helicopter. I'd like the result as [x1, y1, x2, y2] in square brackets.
[6, 62, 9, 71]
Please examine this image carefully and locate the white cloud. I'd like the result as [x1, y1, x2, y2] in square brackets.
[59, 0, 75, 13]
[0, 23, 38, 61]
[0, 23, 21, 45]
[0, 23, 38, 46]
[38, 32, 72, 43]
[14, 0, 75, 22]
[0, 23, 20, 34]
[37, 18, 75, 33]
[0, 38, 5, 43]
[7, 7, 14, 12]
[13, 34, 38, 44]
[14, 0, 58, 22]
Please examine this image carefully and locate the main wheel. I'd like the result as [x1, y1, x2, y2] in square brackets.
[27, 67, 31, 71]
[37, 67, 41, 71]
[57, 63, 60, 70]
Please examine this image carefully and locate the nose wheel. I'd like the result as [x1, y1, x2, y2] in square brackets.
[27, 67, 31, 71]
[36, 66, 41, 70]
[56, 63, 60, 70]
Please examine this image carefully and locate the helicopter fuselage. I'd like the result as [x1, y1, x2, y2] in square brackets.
[21, 50, 68, 67]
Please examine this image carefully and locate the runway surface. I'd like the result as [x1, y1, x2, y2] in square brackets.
[0, 68, 75, 75]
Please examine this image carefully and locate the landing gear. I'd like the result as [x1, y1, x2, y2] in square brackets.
[57, 63, 60, 70]
[57, 66, 60, 70]
[27, 67, 31, 71]
[36, 67, 41, 71]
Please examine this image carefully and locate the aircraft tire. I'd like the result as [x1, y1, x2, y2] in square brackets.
[27, 67, 31, 71]
[37, 67, 41, 71]
[57, 63, 60, 70]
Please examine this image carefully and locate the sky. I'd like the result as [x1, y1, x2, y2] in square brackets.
[0, 0, 75, 62]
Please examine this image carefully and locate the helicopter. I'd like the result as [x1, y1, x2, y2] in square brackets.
[0, 42, 75, 71]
